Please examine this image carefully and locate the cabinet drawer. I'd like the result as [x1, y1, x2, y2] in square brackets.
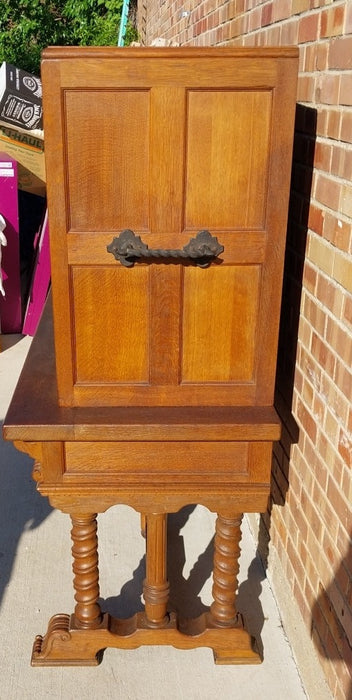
[64, 441, 273, 484]
[64, 441, 249, 479]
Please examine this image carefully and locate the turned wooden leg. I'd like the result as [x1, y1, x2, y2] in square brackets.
[71, 513, 102, 629]
[210, 513, 243, 627]
[143, 513, 169, 627]
[31, 508, 260, 666]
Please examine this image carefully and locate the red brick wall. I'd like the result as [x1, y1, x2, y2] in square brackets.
[138, 2, 352, 697]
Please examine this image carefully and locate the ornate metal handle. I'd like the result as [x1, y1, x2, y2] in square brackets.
[107, 229, 224, 268]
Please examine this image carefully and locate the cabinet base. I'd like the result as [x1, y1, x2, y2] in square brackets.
[31, 611, 261, 667]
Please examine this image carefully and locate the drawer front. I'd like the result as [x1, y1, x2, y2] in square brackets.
[65, 441, 249, 480]
[64, 441, 273, 484]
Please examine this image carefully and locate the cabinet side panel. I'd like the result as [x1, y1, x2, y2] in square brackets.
[182, 265, 261, 383]
[72, 266, 150, 383]
[64, 89, 150, 232]
[184, 90, 272, 230]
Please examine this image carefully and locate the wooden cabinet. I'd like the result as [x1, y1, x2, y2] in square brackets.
[42, 47, 297, 408]
[3, 47, 298, 666]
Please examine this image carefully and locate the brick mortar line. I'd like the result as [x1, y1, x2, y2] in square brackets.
[298, 100, 352, 109]
[299, 67, 352, 74]
[298, 276, 351, 356]
[312, 165, 352, 190]
[293, 402, 351, 501]
[307, 229, 352, 280]
[235, 2, 346, 19]
[301, 285, 343, 320]
[305, 243, 351, 274]
[314, 134, 352, 150]
[295, 373, 349, 437]
[315, 105, 352, 115]
[282, 483, 336, 585]
[307, 226, 351, 253]
[304, 428, 352, 515]
[302, 279, 351, 327]
[295, 340, 352, 433]
[295, 349, 351, 429]
[308, 204, 352, 229]
[234, 25, 350, 43]
[297, 479, 335, 556]
[298, 99, 352, 112]
[290, 441, 330, 499]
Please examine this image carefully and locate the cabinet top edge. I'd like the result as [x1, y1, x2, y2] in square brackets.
[41, 46, 299, 61]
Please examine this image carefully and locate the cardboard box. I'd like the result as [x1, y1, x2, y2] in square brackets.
[0, 122, 45, 196]
[0, 62, 42, 131]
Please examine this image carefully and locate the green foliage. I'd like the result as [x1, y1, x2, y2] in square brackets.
[0, 0, 138, 75]
[63, 0, 123, 46]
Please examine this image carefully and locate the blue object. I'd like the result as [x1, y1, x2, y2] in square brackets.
[118, 0, 130, 46]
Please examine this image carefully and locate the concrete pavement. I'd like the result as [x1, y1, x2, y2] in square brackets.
[0, 333, 318, 699]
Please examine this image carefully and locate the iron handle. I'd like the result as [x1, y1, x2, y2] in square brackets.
[107, 229, 224, 268]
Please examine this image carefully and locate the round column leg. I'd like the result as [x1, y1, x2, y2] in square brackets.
[143, 513, 169, 628]
[71, 513, 102, 629]
[210, 513, 243, 627]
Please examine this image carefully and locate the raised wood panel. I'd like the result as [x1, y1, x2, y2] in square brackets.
[64, 89, 150, 231]
[72, 266, 149, 383]
[64, 441, 249, 477]
[184, 90, 271, 230]
[182, 265, 260, 383]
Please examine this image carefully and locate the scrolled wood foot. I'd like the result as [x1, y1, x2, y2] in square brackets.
[31, 613, 108, 666]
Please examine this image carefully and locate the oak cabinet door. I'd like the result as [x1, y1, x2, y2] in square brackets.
[42, 47, 298, 407]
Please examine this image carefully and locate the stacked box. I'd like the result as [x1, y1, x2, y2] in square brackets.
[0, 122, 45, 196]
[0, 62, 45, 196]
[0, 62, 42, 131]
